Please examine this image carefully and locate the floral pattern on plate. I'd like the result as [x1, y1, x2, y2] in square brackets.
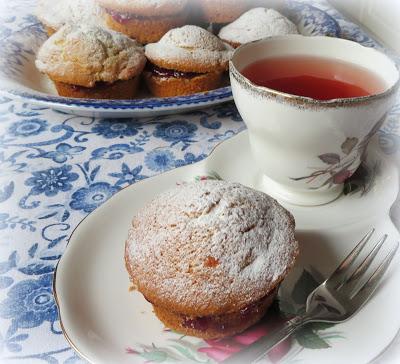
[125, 268, 344, 364]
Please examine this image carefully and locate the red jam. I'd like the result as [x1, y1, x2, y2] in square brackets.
[106, 8, 146, 23]
[146, 63, 202, 80]
[181, 291, 275, 333]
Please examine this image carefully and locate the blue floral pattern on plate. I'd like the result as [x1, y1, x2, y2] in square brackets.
[286, 0, 340, 37]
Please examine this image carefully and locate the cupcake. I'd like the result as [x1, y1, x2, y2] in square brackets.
[125, 180, 298, 339]
[197, 0, 251, 24]
[144, 25, 233, 97]
[95, 0, 189, 44]
[219, 8, 299, 48]
[35, 24, 146, 99]
[36, 0, 103, 36]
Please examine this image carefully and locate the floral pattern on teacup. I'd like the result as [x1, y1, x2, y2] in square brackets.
[290, 117, 384, 191]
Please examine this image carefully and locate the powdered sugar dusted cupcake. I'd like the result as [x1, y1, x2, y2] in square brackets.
[219, 8, 299, 48]
[35, 24, 146, 99]
[96, 0, 189, 44]
[197, 0, 251, 24]
[144, 25, 233, 97]
[36, 0, 103, 36]
[125, 180, 298, 339]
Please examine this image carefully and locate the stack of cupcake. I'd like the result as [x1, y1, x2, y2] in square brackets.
[35, 0, 299, 99]
[196, 0, 252, 25]
[97, 0, 190, 44]
[144, 25, 232, 97]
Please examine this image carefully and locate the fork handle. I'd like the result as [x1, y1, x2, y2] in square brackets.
[223, 316, 306, 364]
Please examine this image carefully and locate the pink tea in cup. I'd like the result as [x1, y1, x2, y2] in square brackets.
[241, 56, 387, 100]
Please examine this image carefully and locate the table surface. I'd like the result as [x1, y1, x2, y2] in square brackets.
[0, 1, 400, 363]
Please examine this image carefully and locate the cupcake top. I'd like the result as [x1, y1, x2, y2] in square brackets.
[125, 180, 298, 316]
[96, 0, 188, 17]
[145, 25, 233, 73]
[36, 0, 103, 32]
[198, 0, 251, 24]
[219, 8, 299, 47]
[35, 24, 146, 88]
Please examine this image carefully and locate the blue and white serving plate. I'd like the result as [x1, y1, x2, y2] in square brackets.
[0, 1, 340, 118]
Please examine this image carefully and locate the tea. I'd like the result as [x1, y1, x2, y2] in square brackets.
[241, 56, 387, 100]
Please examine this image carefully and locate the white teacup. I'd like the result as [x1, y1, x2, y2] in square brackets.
[230, 35, 399, 206]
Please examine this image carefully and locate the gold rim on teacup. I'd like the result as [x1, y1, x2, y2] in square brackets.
[229, 35, 400, 109]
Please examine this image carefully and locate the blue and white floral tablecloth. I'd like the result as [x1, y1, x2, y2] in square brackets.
[0, 1, 400, 363]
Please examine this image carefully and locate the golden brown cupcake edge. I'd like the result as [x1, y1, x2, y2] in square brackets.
[143, 71, 223, 97]
[197, 0, 251, 24]
[103, 11, 189, 44]
[152, 290, 277, 339]
[53, 77, 140, 99]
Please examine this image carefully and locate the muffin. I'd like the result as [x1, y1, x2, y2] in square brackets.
[35, 24, 146, 99]
[36, 0, 103, 36]
[197, 0, 251, 24]
[125, 180, 298, 339]
[219, 8, 299, 48]
[144, 25, 233, 97]
[251, 0, 284, 10]
[95, 0, 189, 44]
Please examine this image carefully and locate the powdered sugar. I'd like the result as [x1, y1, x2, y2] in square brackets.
[219, 8, 299, 46]
[99, 0, 186, 8]
[96, 0, 188, 16]
[161, 25, 226, 51]
[126, 181, 298, 315]
[36, 24, 146, 87]
[36, 0, 104, 31]
[145, 25, 233, 72]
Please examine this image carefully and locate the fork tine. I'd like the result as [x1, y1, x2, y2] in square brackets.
[352, 242, 399, 305]
[339, 234, 388, 295]
[327, 228, 375, 288]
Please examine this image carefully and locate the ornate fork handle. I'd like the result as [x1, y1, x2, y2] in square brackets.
[225, 230, 398, 364]
[225, 315, 308, 364]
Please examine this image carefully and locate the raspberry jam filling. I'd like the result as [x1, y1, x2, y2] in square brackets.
[146, 63, 203, 80]
[105, 8, 165, 23]
[65, 80, 125, 91]
[181, 289, 277, 333]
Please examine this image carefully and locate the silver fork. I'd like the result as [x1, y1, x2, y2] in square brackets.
[225, 229, 399, 364]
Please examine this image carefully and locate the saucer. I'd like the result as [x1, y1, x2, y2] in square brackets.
[54, 131, 400, 364]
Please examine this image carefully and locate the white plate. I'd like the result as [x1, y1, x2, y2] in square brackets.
[0, 1, 340, 118]
[54, 131, 400, 364]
